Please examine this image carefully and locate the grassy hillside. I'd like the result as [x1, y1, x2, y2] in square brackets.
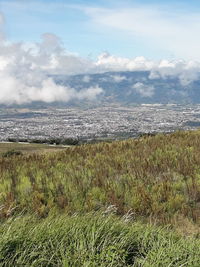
[1, 130, 200, 266]
[0, 130, 200, 227]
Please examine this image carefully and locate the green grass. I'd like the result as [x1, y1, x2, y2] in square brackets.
[1, 130, 200, 228]
[1, 130, 200, 266]
[0, 142, 66, 155]
[0, 213, 199, 267]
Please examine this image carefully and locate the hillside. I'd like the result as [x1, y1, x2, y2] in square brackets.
[0, 130, 200, 226]
[3, 71, 200, 109]
[53, 71, 200, 105]
[0, 130, 200, 266]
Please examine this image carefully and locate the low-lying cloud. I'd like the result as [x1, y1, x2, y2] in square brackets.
[132, 82, 155, 98]
[110, 74, 127, 83]
[95, 53, 200, 86]
[0, 31, 104, 105]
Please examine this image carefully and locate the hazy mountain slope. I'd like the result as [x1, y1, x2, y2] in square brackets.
[1, 71, 200, 108]
[54, 71, 199, 105]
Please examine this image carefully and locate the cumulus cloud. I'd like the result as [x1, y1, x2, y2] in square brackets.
[0, 18, 103, 105]
[95, 53, 154, 72]
[76, 85, 104, 100]
[1, 31, 199, 105]
[132, 82, 155, 98]
[110, 74, 127, 83]
[149, 59, 200, 86]
[82, 75, 91, 83]
[95, 53, 200, 85]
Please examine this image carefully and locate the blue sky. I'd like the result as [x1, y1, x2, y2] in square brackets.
[1, 0, 200, 60]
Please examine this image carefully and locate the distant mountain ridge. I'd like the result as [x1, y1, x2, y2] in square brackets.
[2, 70, 200, 108]
[54, 70, 200, 105]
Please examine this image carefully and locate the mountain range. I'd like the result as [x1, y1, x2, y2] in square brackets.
[2, 70, 200, 108]
[53, 70, 200, 105]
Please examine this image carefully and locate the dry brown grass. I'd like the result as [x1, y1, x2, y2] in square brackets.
[0, 142, 66, 155]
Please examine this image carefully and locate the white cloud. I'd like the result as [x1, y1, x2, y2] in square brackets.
[0, 23, 103, 105]
[95, 53, 154, 71]
[82, 75, 91, 83]
[76, 85, 104, 101]
[132, 82, 155, 97]
[95, 53, 200, 85]
[111, 75, 127, 83]
[82, 5, 200, 60]
[150, 59, 200, 86]
[0, 31, 199, 105]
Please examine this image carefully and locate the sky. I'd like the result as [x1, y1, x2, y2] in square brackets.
[1, 0, 200, 105]
[1, 0, 200, 60]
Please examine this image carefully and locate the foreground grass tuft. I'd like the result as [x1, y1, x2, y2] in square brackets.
[0, 213, 199, 267]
